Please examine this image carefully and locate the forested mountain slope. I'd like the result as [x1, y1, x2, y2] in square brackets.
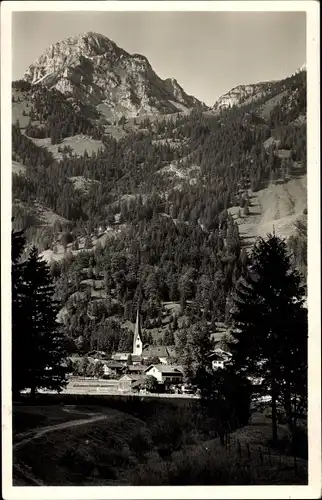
[11, 45, 307, 356]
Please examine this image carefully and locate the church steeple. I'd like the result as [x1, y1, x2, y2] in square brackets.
[133, 306, 143, 356]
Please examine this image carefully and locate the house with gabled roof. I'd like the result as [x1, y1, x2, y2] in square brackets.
[125, 364, 146, 375]
[101, 360, 125, 377]
[142, 345, 176, 364]
[144, 364, 184, 385]
[206, 348, 232, 371]
[118, 374, 146, 393]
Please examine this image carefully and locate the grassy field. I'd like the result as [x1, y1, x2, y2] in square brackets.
[129, 412, 308, 486]
[13, 397, 199, 485]
[13, 396, 307, 486]
[14, 406, 151, 485]
[30, 134, 104, 160]
[13, 404, 104, 436]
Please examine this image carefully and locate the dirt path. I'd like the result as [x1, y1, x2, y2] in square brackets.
[13, 463, 45, 486]
[14, 414, 107, 450]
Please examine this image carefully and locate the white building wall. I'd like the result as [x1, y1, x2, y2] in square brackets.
[133, 334, 143, 356]
[145, 366, 162, 382]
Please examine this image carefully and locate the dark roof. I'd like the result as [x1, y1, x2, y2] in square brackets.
[104, 361, 124, 369]
[131, 355, 142, 362]
[207, 349, 232, 360]
[132, 376, 147, 388]
[119, 374, 142, 381]
[127, 365, 145, 372]
[142, 345, 176, 358]
[88, 350, 106, 356]
[145, 364, 183, 376]
[112, 352, 130, 361]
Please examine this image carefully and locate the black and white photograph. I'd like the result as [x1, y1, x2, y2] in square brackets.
[1, 1, 320, 498]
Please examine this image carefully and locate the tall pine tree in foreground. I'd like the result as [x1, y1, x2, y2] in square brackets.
[12, 233, 69, 397]
[230, 233, 307, 443]
[184, 322, 252, 428]
[12, 228, 27, 398]
[22, 246, 69, 395]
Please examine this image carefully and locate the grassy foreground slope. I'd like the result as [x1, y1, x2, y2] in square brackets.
[14, 406, 155, 486]
[13, 400, 307, 486]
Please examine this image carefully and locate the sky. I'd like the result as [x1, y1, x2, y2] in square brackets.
[12, 11, 306, 105]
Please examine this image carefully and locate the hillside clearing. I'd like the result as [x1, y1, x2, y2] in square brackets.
[229, 172, 306, 247]
[12, 160, 27, 175]
[30, 134, 103, 159]
[259, 91, 288, 120]
[69, 176, 101, 193]
[12, 90, 32, 129]
[12, 199, 69, 229]
[34, 203, 69, 226]
[40, 225, 125, 263]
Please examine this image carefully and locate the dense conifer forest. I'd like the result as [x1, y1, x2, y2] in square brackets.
[11, 69, 307, 357]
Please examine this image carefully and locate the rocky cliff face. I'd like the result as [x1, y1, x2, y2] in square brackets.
[213, 64, 306, 111]
[23, 32, 207, 119]
[213, 82, 276, 110]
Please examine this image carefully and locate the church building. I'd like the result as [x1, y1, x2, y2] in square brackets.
[132, 308, 143, 356]
[112, 306, 176, 365]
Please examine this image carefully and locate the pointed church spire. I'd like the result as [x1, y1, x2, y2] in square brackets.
[135, 306, 141, 337]
[133, 305, 143, 356]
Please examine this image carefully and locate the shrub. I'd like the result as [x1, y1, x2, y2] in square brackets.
[130, 445, 253, 485]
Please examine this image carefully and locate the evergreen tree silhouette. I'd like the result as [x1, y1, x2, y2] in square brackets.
[164, 328, 175, 345]
[19, 245, 69, 396]
[230, 233, 307, 443]
[12, 228, 27, 398]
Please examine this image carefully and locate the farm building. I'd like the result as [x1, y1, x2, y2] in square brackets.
[111, 352, 131, 362]
[101, 360, 125, 376]
[207, 348, 232, 371]
[142, 345, 176, 364]
[144, 364, 184, 385]
[118, 374, 146, 393]
[125, 364, 146, 375]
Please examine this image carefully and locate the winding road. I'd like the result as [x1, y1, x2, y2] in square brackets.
[14, 414, 107, 450]
[13, 412, 109, 485]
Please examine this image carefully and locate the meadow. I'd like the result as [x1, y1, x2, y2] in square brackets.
[13, 395, 307, 486]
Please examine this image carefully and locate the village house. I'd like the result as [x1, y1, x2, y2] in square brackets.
[125, 364, 146, 376]
[118, 374, 146, 393]
[144, 364, 184, 386]
[111, 352, 142, 364]
[101, 360, 124, 377]
[111, 352, 131, 363]
[207, 348, 232, 371]
[142, 345, 176, 364]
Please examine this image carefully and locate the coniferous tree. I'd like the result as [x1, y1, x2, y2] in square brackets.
[230, 233, 307, 443]
[12, 228, 28, 398]
[164, 328, 175, 345]
[21, 246, 69, 395]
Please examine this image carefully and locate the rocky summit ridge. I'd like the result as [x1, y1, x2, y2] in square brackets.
[23, 31, 207, 119]
[213, 64, 306, 111]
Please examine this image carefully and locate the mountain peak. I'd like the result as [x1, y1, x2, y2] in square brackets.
[23, 32, 206, 119]
[294, 63, 307, 74]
